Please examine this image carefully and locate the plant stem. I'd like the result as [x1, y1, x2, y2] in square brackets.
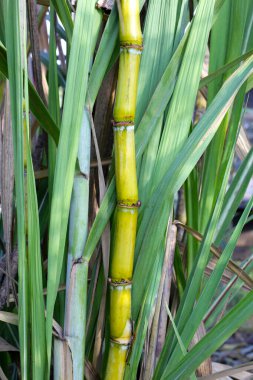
[105, 1, 142, 378]
[62, 109, 91, 379]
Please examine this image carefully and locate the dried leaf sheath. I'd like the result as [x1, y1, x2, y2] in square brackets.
[105, 1, 142, 378]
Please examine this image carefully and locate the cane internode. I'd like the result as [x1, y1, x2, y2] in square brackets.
[105, 0, 143, 378]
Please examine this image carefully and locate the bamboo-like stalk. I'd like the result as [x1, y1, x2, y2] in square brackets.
[54, 109, 91, 380]
[105, 1, 142, 378]
[63, 109, 90, 379]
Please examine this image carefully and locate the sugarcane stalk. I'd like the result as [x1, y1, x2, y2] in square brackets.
[54, 109, 91, 380]
[63, 110, 90, 379]
[105, 1, 142, 378]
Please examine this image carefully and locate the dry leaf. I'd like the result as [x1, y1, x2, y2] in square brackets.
[0, 337, 18, 352]
[96, 0, 114, 10]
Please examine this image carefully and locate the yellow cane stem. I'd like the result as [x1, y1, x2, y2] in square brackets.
[105, 1, 142, 378]
[113, 50, 141, 122]
[110, 284, 132, 339]
[119, 0, 143, 46]
[110, 208, 138, 280]
[106, 343, 128, 379]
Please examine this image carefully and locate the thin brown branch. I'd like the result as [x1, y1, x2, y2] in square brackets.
[37, 0, 49, 5]
[204, 257, 253, 322]
[34, 159, 112, 179]
[174, 220, 253, 289]
[27, 0, 47, 104]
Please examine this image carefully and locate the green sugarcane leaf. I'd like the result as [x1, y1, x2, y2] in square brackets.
[199, 0, 252, 232]
[136, 0, 179, 125]
[26, 119, 47, 379]
[22, 2, 47, 377]
[40, 51, 66, 88]
[0, 1, 5, 43]
[199, 48, 253, 90]
[205, 255, 253, 328]
[0, 43, 59, 143]
[83, 21, 189, 263]
[162, 285, 253, 379]
[86, 264, 104, 357]
[153, 149, 234, 379]
[124, 243, 164, 380]
[82, 0, 244, 265]
[3, 1, 28, 377]
[137, 0, 180, 208]
[51, 0, 73, 43]
[29, 80, 59, 143]
[152, 0, 215, 190]
[216, 148, 253, 243]
[132, 54, 253, 326]
[133, 0, 216, 317]
[161, 193, 253, 377]
[184, 164, 199, 273]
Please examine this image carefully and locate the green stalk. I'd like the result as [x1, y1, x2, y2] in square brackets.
[105, 1, 142, 378]
[45, 1, 97, 373]
[63, 109, 91, 379]
[53, 4, 102, 374]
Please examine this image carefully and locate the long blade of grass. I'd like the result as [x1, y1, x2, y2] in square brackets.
[162, 194, 253, 378]
[175, 221, 253, 288]
[3, 1, 28, 377]
[206, 255, 253, 327]
[137, 0, 180, 207]
[133, 0, 217, 315]
[22, 2, 47, 376]
[0, 1, 5, 43]
[82, 10, 253, 267]
[25, 116, 47, 379]
[154, 145, 234, 379]
[152, 0, 215, 189]
[216, 147, 253, 243]
[165, 306, 187, 354]
[132, 57, 253, 364]
[136, 0, 179, 125]
[124, 246, 164, 380]
[0, 43, 59, 143]
[135, 54, 253, 269]
[51, 0, 73, 43]
[142, 221, 176, 379]
[199, 48, 253, 90]
[150, 55, 253, 375]
[162, 287, 253, 379]
[199, 0, 251, 232]
[83, 16, 190, 263]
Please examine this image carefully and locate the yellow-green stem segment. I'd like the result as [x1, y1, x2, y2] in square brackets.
[105, 1, 142, 379]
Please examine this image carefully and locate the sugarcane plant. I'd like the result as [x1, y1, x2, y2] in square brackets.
[105, 1, 142, 378]
[2, 0, 253, 379]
